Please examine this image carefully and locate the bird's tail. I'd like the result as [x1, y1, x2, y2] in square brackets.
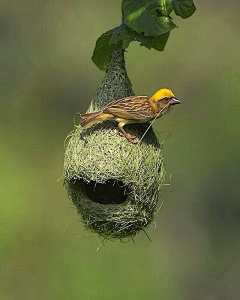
[80, 111, 103, 128]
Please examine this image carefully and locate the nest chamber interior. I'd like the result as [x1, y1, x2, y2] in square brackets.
[64, 50, 165, 240]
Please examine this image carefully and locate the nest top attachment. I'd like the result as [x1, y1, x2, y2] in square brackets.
[90, 50, 134, 111]
[64, 50, 165, 240]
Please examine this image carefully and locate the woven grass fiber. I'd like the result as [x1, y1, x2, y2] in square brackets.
[64, 50, 165, 240]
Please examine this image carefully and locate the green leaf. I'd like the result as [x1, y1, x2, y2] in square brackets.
[160, 0, 174, 16]
[145, 0, 162, 14]
[132, 31, 170, 51]
[122, 0, 145, 18]
[122, 0, 174, 18]
[132, 32, 154, 49]
[122, 0, 176, 36]
[172, 0, 196, 19]
[109, 25, 134, 49]
[152, 32, 170, 50]
[125, 8, 176, 36]
[92, 25, 134, 71]
[92, 0, 196, 70]
[92, 31, 123, 71]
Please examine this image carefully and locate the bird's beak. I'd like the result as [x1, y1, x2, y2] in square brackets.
[170, 97, 181, 105]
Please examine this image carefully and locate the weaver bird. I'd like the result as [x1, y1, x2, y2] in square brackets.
[80, 88, 180, 144]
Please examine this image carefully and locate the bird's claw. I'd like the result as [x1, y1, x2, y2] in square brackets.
[116, 131, 139, 144]
[128, 138, 139, 144]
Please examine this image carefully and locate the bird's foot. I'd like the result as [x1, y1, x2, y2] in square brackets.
[117, 131, 139, 144]
[128, 137, 140, 144]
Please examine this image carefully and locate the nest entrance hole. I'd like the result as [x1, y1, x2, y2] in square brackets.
[72, 179, 130, 205]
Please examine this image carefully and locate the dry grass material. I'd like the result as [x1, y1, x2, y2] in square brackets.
[64, 50, 165, 240]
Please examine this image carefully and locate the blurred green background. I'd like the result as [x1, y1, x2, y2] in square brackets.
[1, 0, 240, 299]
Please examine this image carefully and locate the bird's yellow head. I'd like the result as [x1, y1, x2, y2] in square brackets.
[150, 88, 174, 102]
[150, 88, 181, 107]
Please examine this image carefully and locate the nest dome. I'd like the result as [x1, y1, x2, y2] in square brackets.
[64, 50, 165, 240]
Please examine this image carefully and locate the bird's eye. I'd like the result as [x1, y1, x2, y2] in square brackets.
[164, 97, 168, 100]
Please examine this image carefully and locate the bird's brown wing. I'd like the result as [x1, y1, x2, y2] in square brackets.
[103, 96, 154, 121]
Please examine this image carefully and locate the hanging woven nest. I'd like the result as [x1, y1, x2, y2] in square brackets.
[64, 50, 165, 240]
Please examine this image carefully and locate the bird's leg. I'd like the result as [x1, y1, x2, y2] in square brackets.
[117, 122, 139, 144]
